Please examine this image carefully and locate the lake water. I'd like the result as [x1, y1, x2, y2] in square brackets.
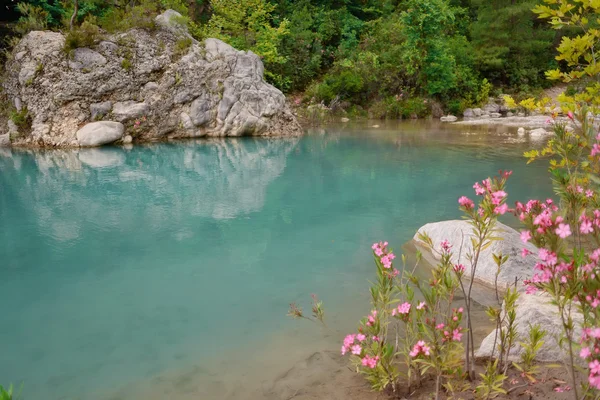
[0, 121, 552, 399]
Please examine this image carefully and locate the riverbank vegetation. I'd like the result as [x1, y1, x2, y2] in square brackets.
[0, 0, 580, 117]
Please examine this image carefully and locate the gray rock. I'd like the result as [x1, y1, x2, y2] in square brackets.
[112, 101, 149, 122]
[70, 48, 107, 70]
[517, 112, 525, 117]
[122, 135, 133, 144]
[180, 112, 194, 130]
[517, 127, 525, 136]
[76, 121, 124, 147]
[155, 9, 188, 35]
[490, 112, 501, 118]
[90, 101, 112, 120]
[341, 117, 350, 122]
[0, 134, 10, 147]
[506, 111, 514, 117]
[144, 82, 159, 91]
[483, 100, 500, 114]
[473, 108, 483, 117]
[440, 115, 458, 122]
[529, 128, 548, 137]
[190, 95, 216, 126]
[463, 108, 474, 118]
[14, 97, 22, 111]
[7, 120, 18, 135]
[414, 220, 538, 289]
[476, 293, 583, 362]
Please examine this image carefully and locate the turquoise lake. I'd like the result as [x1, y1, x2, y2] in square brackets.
[0, 122, 552, 399]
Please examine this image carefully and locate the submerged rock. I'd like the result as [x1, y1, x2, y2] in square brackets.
[414, 220, 538, 289]
[476, 293, 583, 362]
[440, 115, 458, 122]
[529, 128, 549, 137]
[2, 10, 302, 148]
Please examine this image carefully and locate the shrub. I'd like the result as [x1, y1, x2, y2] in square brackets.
[173, 36, 192, 59]
[10, 107, 31, 131]
[64, 21, 101, 54]
[14, 3, 48, 36]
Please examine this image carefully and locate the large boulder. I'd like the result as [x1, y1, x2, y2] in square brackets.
[76, 121, 124, 147]
[2, 10, 302, 148]
[476, 293, 583, 362]
[413, 220, 538, 289]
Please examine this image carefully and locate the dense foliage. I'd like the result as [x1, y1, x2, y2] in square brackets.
[2, 0, 565, 115]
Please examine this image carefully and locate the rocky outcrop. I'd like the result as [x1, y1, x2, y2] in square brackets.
[414, 220, 538, 289]
[2, 10, 302, 148]
[476, 293, 583, 362]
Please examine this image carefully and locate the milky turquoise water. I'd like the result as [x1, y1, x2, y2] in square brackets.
[0, 122, 552, 399]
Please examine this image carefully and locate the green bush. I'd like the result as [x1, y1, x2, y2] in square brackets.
[64, 21, 101, 54]
[98, 0, 159, 33]
[14, 3, 49, 35]
[173, 36, 193, 58]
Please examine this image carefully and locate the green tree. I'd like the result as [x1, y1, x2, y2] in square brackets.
[471, 0, 556, 87]
[205, 0, 290, 87]
[533, 0, 600, 105]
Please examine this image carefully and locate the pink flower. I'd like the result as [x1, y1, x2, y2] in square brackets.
[452, 329, 463, 341]
[473, 182, 485, 195]
[568, 111, 574, 120]
[556, 223, 572, 238]
[581, 347, 592, 359]
[351, 345, 362, 355]
[592, 144, 600, 157]
[520, 230, 531, 243]
[590, 359, 600, 374]
[372, 336, 380, 342]
[417, 301, 426, 310]
[587, 190, 594, 198]
[341, 345, 347, 355]
[581, 220, 594, 234]
[458, 196, 474, 209]
[397, 302, 411, 315]
[436, 323, 445, 330]
[440, 240, 452, 253]
[343, 334, 356, 348]
[356, 334, 366, 342]
[521, 248, 532, 257]
[380, 255, 392, 269]
[453, 263, 466, 274]
[494, 203, 509, 215]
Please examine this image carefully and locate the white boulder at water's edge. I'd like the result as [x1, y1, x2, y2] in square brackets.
[76, 121, 124, 147]
[413, 220, 538, 289]
[476, 293, 583, 362]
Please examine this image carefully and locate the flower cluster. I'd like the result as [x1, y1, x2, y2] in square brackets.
[461, 172, 512, 218]
[372, 241, 399, 276]
[581, 328, 600, 389]
[391, 302, 411, 318]
[409, 340, 431, 357]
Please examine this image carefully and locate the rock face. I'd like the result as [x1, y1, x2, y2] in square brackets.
[414, 220, 538, 289]
[76, 121, 124, 147]
[2, 10, 302, 147]
[476, 293, 583, 362]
